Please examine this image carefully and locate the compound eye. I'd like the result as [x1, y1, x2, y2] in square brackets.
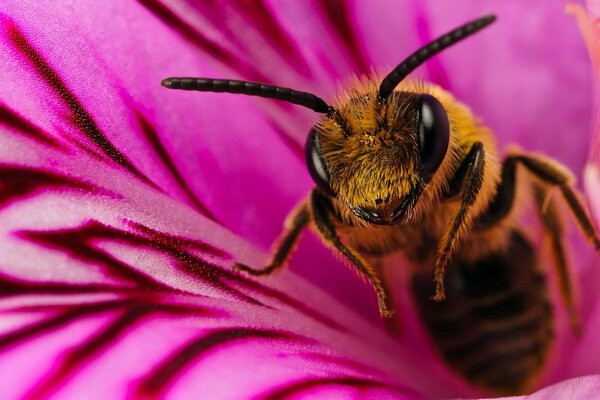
[417, 94, 450, 181]
[305, 128, 336, 197]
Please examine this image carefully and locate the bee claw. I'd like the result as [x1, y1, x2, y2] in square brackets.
[233, 262, 275, 277]
[431, 283, 446, 301]
[380, 307, 395, 318]
[431, 292, 445, 301]
[376, 294, 395, 318]
[232, 262, 243, 275]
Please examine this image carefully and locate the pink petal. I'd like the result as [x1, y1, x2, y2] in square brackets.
[513, 375, 600, 399]
[570, 3, 600, 166]
[134, 0, 599, 320]
[560, 3, 600, 387]
[572, 2, 600, 223]
[349, 2, 593, 173]
[1, 1, 599, 399]
[0, 113, 428, 397]
[587, 0, 600, 18]
[0, 2, 448, 398]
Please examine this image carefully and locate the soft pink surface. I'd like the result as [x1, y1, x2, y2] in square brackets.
[0, 0, 599, 399]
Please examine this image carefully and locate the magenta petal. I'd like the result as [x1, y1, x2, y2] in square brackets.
[0, 136, 431, 397]
[585, 165, 600, 228]
[0, 3, 449, 398]
[1, 1, 600, 399]
[514, 375, 600, 399]
[587, 0, 600, 18]
[0, 111, 431, 396]
[355, 2, 593, 174]
[571, 3, 600, 221]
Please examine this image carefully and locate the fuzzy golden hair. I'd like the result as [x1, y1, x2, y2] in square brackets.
[315, 77, 500, 237]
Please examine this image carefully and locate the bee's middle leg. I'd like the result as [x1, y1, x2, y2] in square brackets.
[473, 153, 583, 336]
[532, 184, 581, 336]
[433, 142, 485, 300]
[311, 189, 394, 318]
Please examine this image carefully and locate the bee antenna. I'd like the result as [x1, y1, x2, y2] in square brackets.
[161, 77, 331, 114]
[378, 14, 496, 99]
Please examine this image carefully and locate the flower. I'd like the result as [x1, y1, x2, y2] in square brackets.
[0, 0, 599, 399]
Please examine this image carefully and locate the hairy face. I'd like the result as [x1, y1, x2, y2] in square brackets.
[313, 89, 426, 225]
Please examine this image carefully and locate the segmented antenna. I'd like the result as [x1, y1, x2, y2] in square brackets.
[378, 14, 496, 99]
[161, 77, 331, 114]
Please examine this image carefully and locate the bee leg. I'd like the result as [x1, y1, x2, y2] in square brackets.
[472, 150, 596, 336]
[532, 184, 581, 337]
[509, 153, 600, 250]
[234, 200, 310, 276]
[311, 189, 394, 318]
[433, 142, 485, 301]
[472, 156, 518, 229]
[374, 259, 401, 333]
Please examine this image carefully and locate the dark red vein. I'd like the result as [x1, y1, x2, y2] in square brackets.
[258, 376, 418, 400]
[127, 220, 229, 259]
[113, 221, 341, 328]
[8, 300, 218, 318]
[414, 5, 451, 90]
[134, 111, 219, 222]
[126, 206, 343, 330]
[138, 0, 268, 82]
[16, 221, 262, 306]
[0, 164, 111, 210]
[268, 118, 304, 159]
[232, 273, 345, 332]
[0, 299, 131, 350]
[230, 0, 311, 77]
[0, 273, 214, 312]
[17, 225, 166, 291]
[130, 222, 345, 325]
[17, 300, 216, 399]
[0, 102, 65, 149]
[16, 220, 342, 328]
[26, 307, 157, 400]
[134, 328, 303, 397]
[317, 0, 370, 75]
[0, 273, 135, 298]
[5, 21, 156, 188]
[300, 352, 382, 376]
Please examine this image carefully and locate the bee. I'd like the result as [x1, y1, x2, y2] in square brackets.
[161, 15, 600, 395]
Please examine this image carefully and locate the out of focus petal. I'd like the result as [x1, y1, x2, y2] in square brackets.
[355, 1, 592, 173]
[573, 1, 600, 228]
[1, 1, 599, 398]
[569, 3, 600, 167]
[512, 375, 600, 399]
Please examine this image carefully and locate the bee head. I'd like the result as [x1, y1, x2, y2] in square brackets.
[161, 15, 495, 226]
[306, 87, 449, 225]
[304, 14, 495, 225]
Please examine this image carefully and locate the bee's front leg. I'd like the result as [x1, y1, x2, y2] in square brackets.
[234, 200, 310, 276]
[310, 189, 394, 318]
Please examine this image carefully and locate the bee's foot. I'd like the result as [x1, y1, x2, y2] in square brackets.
[232, 262, 243, 275]
[379, 307, 395, 318]
[233, 262, 273, 276]
[430, 286, 446, 301]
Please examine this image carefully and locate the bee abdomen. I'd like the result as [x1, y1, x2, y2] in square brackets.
[412, 231, 553, 395]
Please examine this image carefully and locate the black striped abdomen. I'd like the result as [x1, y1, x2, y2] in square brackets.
[411, 231, 553, 395]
